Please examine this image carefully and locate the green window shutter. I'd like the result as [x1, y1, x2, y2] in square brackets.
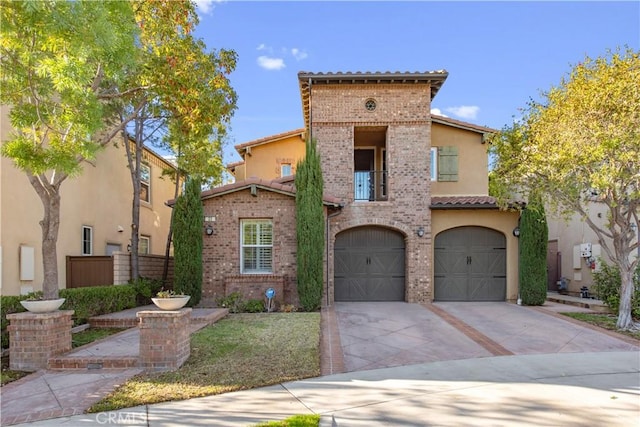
[437, 146, 458, 182]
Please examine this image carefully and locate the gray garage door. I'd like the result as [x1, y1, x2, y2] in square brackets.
[434, 227, 506, 301]
[335, 227, 405, 301]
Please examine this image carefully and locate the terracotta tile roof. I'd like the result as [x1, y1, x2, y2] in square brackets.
[298, 70, 449, 130]
[226, 160, 244, 169]
[431, 196, 499, 209]
[196, 177, 343, 207]
[431, 115, 496, 134]
[234, 128, 306, 154]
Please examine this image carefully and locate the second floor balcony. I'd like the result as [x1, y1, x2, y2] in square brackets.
[354, 170, 387, 201]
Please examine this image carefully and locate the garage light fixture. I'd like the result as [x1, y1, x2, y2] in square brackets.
[205, 224, 214, 236]
[416, 227, 425, 238]
[512, 227, 520, 237]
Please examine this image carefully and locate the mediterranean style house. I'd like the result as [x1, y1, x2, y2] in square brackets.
[202, 70, 520, 307]
[0, 106, 177, 296]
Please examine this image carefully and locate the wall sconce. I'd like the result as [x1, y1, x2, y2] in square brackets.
[513, 227, 520, 237]
[416, 227, 425, 238]
[205, 224, 214, 236]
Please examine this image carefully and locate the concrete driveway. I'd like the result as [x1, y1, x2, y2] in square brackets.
[333, 301, 639, 373]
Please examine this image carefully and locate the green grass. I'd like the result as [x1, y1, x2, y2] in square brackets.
[0, 355, 28, 386]
[72, 328, 127, 348]
[254, 414, 321, 427]
[89, 312, 321, 412]
[561, 312, 640, 340]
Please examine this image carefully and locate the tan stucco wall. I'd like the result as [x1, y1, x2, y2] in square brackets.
[431, 123, 489, 196]
[547, 204, 638, 294]
[242, 135, 305, 180]
[1, 113, 176, 295]
[431, 209, 521, 301]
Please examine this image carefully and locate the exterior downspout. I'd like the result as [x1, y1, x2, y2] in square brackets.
[326, 205, 344, 307]
[308, 78, 313, 141]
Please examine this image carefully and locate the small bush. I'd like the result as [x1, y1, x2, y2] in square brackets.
[244, 299, 265, 313]
[592, 262, 640, 318]
[216, 292, 244, 313]
[130, 277, 165, 306]
[279, 304, 297, 313]
[0, 296, 27, 350]
[60, 285, 137, 326]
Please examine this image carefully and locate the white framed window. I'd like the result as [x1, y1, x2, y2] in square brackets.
[430, 147, 438, 181]
[281, 163, 292, 177]
[139, 235, 150, 255]
[82, 226, 93, 256]
[241, 219, 273, 274]
[140, 163, 151, 203]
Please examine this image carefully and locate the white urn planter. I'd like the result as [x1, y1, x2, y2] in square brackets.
[151, 296, 190, 310]
[20, 298, 66, 313]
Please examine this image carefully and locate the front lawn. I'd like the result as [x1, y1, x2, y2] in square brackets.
[560, 312, 640, 340]
[89, 312, 321, 412]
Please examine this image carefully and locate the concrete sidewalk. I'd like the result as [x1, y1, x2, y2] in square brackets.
[12, 351, 640, 426]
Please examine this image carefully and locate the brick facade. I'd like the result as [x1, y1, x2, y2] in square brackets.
[311, 84, 433, 303]
[201, 188, 299, 306]
[7, 310, 74, 371]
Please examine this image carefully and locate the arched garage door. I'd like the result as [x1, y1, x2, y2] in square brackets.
[335, 227, 405, 301]
[434, 227, 506, 301]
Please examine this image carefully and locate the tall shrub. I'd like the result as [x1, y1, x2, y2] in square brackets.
[519, 197, 548, 305]
[295, 138, 324, 311]
[172, 177, 203, 305]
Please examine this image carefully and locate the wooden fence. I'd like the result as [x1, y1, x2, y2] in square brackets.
[66, 253, 174, 288]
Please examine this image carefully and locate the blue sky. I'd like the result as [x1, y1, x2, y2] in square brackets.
[192, 1, 639, 165]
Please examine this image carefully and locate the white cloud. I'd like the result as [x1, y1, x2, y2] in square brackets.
[445, 105, 480, 120]
[194, 0, 219, 15]
[256, 43, 268, 51]
[291, 48, 308, 61]
[257, 56, 286, 71]
[430, 108, 447, 117]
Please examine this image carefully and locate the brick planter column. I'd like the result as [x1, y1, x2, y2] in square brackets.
[7, 310, 74, 371]
[137, 308, 191, 372]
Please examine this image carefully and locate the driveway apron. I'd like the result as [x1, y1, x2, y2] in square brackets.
[334, 301, 639, 373]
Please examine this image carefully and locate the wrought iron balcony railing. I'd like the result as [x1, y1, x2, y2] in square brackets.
[354, 171, 387, 201]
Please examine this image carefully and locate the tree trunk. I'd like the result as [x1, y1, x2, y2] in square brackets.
[27, 173, 62, 300]
[616, 266, 634, 329]
[162, 170, 180, 284]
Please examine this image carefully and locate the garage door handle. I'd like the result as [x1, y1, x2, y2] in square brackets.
[493, 275, 506, 278]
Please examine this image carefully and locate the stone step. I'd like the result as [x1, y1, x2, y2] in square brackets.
[48, 356, 139, 370]
[546, 295, 610, 313]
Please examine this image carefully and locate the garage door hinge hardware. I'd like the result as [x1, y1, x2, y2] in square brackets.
[466, 256, 472, 264]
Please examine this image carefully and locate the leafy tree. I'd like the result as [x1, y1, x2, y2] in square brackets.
[0, 1, 138, 299]
[489, 48, 639, 329]
[295, 139, 325, 311]
[121, 0, 237, 279]
[172, 177, 203, 306]
[518, 198, 548, 305]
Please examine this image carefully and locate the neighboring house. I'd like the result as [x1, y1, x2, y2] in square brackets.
[0, 106, 177, 295]
[201, 70, 520, 307]
[547, 205, 639, 297]
[227, 128, 306, 181]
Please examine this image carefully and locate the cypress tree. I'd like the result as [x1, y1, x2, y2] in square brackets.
[295, 138, 325, 311]
[172, 177, 203, 306]
[519, 196, 548, 305]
